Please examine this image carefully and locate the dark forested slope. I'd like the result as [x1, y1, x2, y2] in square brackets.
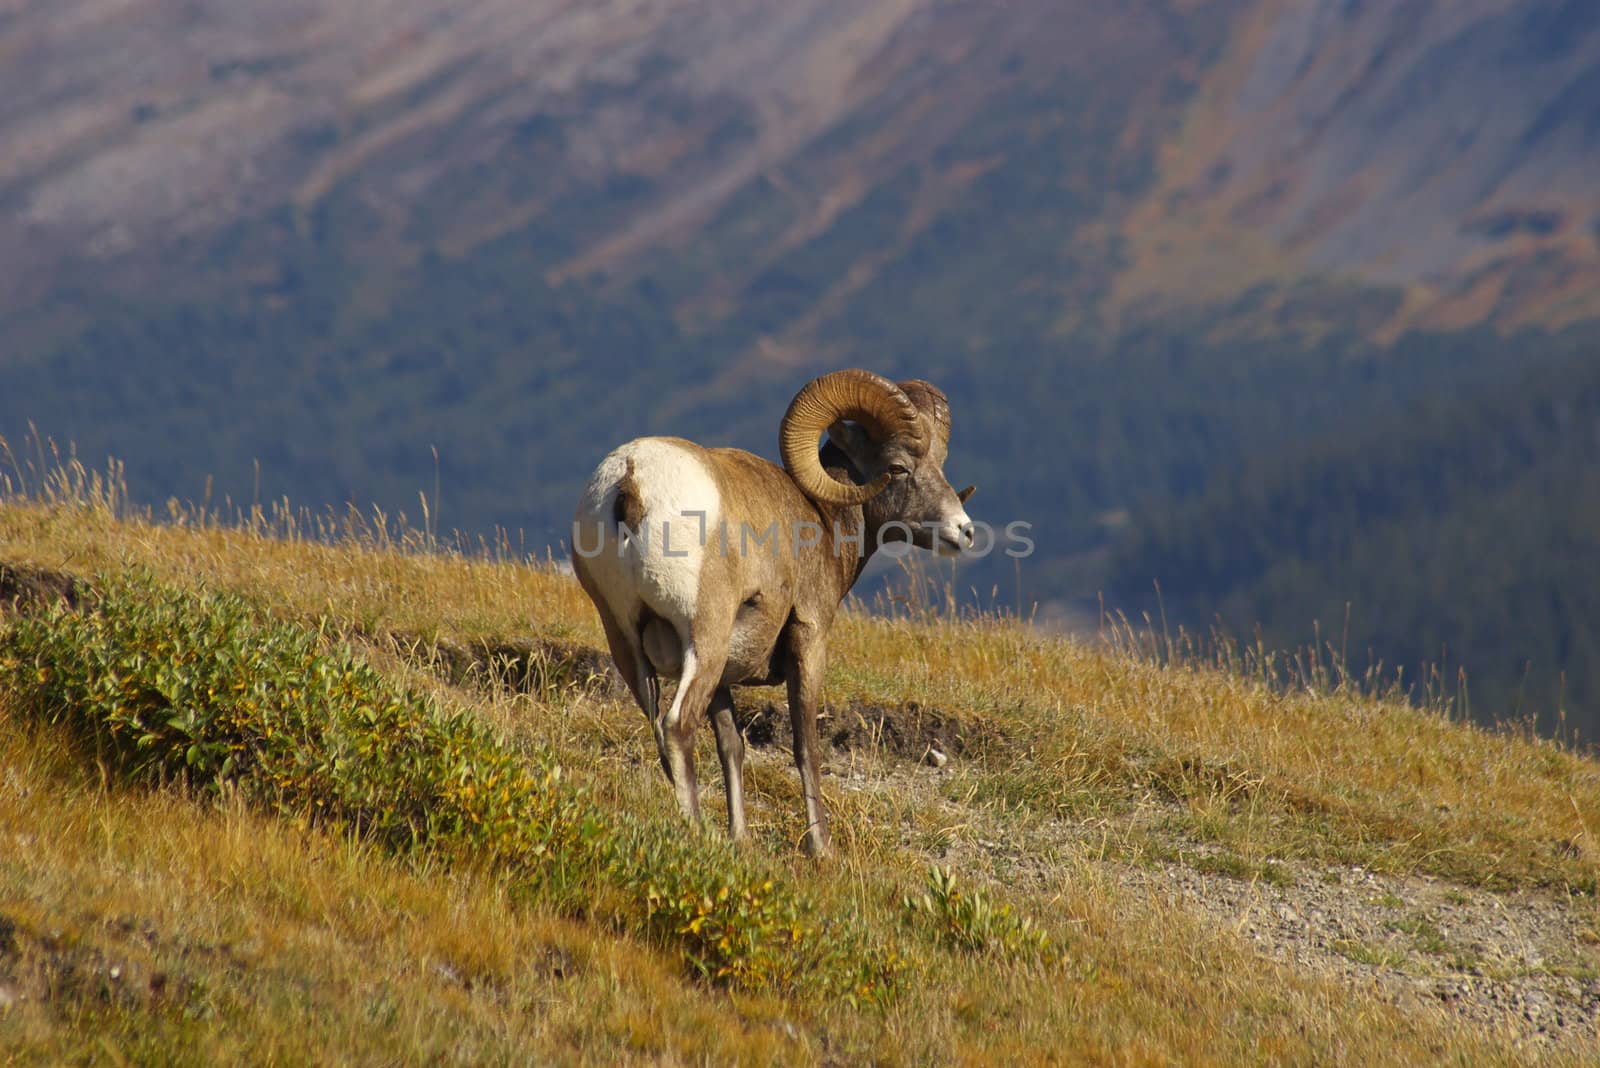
[1112, 326, 1600, 735]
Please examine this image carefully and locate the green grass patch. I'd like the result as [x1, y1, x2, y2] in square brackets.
[1384, 914, 1449, 956]
[1331, 939, 1409, 969]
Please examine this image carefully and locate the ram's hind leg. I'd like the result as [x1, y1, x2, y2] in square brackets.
[593, 611, 667, 775]
[660, 642, 728, 824]
[708, 686, 747, 841]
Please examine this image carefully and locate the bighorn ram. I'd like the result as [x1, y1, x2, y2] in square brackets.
[571, 369, 975, 856]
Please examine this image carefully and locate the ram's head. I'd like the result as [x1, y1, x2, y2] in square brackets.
[780, 369, 976, 555]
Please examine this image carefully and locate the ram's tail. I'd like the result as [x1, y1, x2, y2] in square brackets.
[613, 457, 647, 531]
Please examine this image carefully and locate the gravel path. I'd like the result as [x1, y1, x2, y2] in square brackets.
[1121, 856, 1600, 1051]
[825, 748, 1600, 1057]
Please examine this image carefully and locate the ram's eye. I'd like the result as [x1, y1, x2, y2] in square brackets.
[886, 463, 911, 478]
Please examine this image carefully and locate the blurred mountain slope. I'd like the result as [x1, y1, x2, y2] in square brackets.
[4, 0, 1600, 730]
[4, 1, 1598, 337]
[0, 0, 1205, 320]
[1114, 0, 1600, 333]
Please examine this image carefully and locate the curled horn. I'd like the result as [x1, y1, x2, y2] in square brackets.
[898, 379, 970, 502]
[780, 369, 923, 506]
[898, 379, 951, 447]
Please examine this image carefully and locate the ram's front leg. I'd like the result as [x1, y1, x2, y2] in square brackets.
[784, 626, 830, 858]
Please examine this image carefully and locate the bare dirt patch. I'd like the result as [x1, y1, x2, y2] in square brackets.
[738, 696, 1003, 766]
[397, 632, 629, 702]
[0, 564, 86, 615]
[0, 909, 209, 1022]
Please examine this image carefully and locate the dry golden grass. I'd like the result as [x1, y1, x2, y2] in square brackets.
[830, 611, 1600, 891]
[0, 693, 1538, 1067]
[2, 480, 1597, 1064]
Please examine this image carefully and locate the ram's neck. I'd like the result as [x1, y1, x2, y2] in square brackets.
[823, 498, 873, 593]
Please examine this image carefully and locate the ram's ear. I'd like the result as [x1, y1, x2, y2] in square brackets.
[958, 484, 977, 504]
[827, 420, 876, 469]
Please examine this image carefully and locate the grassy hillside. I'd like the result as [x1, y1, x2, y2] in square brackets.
[1, 475, 1597, 1063]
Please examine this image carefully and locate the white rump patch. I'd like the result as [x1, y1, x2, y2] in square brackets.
[573, 438, 721, 665]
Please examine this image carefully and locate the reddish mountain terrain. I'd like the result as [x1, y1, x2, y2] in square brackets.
[4, 0, 1596, 336]
[1118, 0, 1600, 334]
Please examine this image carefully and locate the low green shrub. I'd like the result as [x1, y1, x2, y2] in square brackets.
[902, 865, 1051, 960]
[0, 575, 589, 866]
[616, 820, 807, 987]
[0, 572, 905, 999]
